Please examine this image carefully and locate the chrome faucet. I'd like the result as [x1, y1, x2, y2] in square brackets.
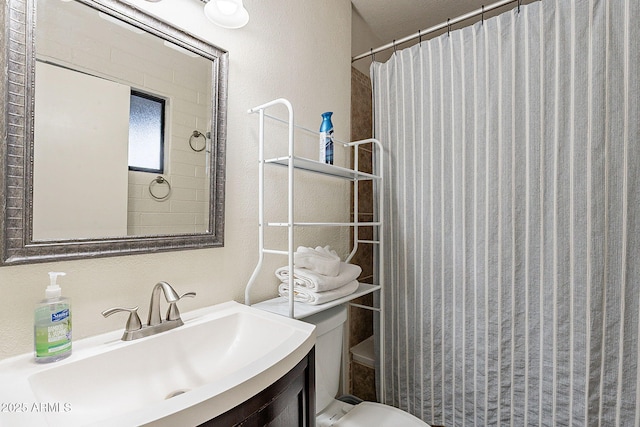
[102, 282, 196, 341]
[148, 281, 180, 327]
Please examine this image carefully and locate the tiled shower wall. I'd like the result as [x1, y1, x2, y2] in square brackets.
[349, 66, 376, 401]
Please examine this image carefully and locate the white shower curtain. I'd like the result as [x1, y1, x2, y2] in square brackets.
[372, 0, 639, 425]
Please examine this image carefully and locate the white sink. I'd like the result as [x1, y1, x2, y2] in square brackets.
[0, 301, 315, 426]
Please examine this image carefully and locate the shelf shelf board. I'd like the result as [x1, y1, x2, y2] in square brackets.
[252, 283, 381, 320]
[266, 221, 382, 227]
[265, 156, 380, 181]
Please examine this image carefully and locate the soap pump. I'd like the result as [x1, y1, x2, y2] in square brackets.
[34, 272, 72, 363]
[46, 272, 65, 298]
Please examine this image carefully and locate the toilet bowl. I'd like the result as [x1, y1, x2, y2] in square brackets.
[304, 305, 430, 427]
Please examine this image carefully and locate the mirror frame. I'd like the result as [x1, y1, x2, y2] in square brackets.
[0, 0, 228, 265]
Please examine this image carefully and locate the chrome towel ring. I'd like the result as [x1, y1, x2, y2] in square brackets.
[189, 130, 207, 152]
[149, 175, 171, 201]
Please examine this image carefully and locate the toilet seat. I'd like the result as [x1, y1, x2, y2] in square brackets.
[334, 402, 430, 427]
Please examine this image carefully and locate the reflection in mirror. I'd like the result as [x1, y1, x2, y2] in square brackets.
[0, 0, 227, 264]
[34, 0, 213, 239]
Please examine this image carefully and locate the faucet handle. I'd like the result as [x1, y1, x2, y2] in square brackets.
[102, 306, 143, 332]
[166, 292, 196, 321]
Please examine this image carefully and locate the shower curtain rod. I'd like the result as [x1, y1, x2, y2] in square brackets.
[352, 0, 520, 62]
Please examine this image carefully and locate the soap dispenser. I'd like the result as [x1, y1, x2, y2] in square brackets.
[34, 272, 72, 363]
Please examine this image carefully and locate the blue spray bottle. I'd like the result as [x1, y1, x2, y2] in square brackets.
[319, 112, 334, 165]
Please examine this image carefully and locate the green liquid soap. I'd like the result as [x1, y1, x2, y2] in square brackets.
[34, 272, 72, 363]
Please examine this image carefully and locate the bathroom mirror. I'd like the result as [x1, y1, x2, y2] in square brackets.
[0, 0, 228, 265]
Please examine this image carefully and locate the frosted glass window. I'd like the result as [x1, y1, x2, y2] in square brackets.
[128, 91, 165, 173]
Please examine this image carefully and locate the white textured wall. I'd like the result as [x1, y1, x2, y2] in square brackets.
[351, 4, 387, 76]
[0, 0, 352, 360]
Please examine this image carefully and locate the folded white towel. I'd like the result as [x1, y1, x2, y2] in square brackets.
[275, 262, 362, 292]
[294, 245, 341, 277]
[278, 280, 359, 305]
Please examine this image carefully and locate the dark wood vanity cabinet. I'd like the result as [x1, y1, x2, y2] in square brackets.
[200, 348, 315, 427]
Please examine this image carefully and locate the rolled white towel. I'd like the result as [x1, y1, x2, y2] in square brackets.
[294, 245, 341, 277]
[278, 280, 359, 305]
[275, 262, 362, 292]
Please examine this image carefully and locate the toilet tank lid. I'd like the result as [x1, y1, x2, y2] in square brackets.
[336, 402, 431, 427]
[303, 304, 347, 336]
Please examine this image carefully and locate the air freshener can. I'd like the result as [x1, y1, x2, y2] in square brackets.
[319, 112, 334, 164]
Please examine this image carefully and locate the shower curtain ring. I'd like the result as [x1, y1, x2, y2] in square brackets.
[517, 0, 522, 13]
[393, 40, 397, 54]
[481, 5, 485, 25]
[447, 18, 451, 36]
[418, 29, 422, 46]
[370, 48, 375, 63]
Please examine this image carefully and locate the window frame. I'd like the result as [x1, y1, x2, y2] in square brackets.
[128, 89, 167, 174]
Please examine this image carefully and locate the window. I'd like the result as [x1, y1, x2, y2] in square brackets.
[128, 91, 165, 173]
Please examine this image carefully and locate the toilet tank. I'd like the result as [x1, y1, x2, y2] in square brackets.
[303, 304, 348, 414]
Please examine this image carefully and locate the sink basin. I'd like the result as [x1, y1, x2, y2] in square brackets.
[0, 301, 315, 426]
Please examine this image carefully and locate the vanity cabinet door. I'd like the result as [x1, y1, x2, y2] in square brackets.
[201, 348, 315, 427]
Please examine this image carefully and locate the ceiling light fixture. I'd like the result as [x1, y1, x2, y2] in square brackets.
[203, 0, 249, 29]
[143, 0, 249, 29]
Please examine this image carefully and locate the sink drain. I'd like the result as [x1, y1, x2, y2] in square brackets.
[165, 389, 190, 399]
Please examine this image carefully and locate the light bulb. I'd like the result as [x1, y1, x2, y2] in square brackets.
[204, 0, 249, 29]
[216, 0, 238, 15]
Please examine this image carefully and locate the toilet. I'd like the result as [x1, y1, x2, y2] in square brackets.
[304, 305, 430, 427]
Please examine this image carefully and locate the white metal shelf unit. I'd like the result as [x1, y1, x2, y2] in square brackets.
[244, 98, 384, 323]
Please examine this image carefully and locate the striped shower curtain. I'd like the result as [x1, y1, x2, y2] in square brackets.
[372, 0, 639, 425]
